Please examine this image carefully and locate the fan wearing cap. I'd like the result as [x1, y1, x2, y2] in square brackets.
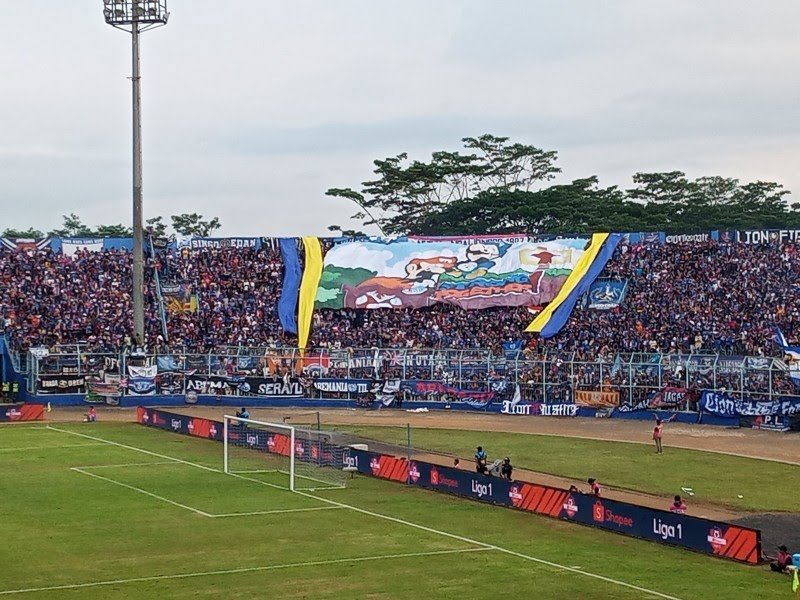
[764, 545, 793, 573]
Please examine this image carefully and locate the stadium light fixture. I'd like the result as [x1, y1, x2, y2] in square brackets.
[102, 1, 169, 346]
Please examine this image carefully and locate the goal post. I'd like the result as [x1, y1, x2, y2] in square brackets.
[223, 415, 348, 491]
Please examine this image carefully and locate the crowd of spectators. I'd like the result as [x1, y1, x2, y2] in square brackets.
[1, 239, 798, 370]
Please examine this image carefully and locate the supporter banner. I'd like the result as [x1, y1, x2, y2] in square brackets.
[0, 237, 52, 252]
[185, 375, 242, 395]
[746, 415, 791, 432]
[180, 237, 262, 250]
[499, 400, 579, 416]
[735, 229, 800, 245]
[156, 356, 185, 372]
[156, 372, 186, 395]
[60, 238, 104, 256]
[137, 407, 761, 564]
[502, 340, 524, 359]
[37, 375, 86, 394]
[316, 236, 589, 310]
[298, 236, 323, 351]
[128, 365, 157, 378]
[773, 328, 800, 388]
[648, 386, 695, 409]
[0, 404, 45, 422]
[664, 233, 715, 244]
[619, 232, 664, 245]
[700, 391, 800, 416]
[528, 233, 621, 338]
[575, 390, 620, 408]
[374, 379, 401, 405]
[161, 283, 198, 314]
[312, 378, 373, 395]
[86, 375, 123, 398]
[399, 380, 495, 408]
[278, 238, 300, 334]
[587, 279, 627, 310]
[126, 364, 157, 396]
[239, 377, 308, 398]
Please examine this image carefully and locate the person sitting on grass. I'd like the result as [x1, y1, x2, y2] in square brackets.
[587, 478, 601, 496]
[500, 457, 513, 480]
[85, 406, 97, 423]
[764, 545, 793, 573]
[669, 495, 687, 514]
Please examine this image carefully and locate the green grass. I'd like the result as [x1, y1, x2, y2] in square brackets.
[333, 425, 800, 512]
[0, 423, 787, 599]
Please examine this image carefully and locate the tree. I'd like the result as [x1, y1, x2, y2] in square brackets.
[48, 213, 94, 237]
[145, 216, 168, 238]
[170, 213, 221, 237]
[328, 134, 561, 235]
[94, 224, 133, 237]
[2, 227, 44, 239]
[328, 142, 799, 236]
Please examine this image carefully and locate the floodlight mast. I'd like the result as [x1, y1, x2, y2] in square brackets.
[103, 1, 169, 347]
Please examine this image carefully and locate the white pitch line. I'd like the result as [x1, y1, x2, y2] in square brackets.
[210, 506, 343, 518]
[49, 426, 683, 600]
[46, 426, 222, 474]
[0, 443, 108, 453]
[0, 547, 491, 596]
[73, 461, 181, 469]
[71, 467, 213, 518]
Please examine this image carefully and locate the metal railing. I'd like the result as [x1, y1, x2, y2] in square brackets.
[17, 344, 797, 406]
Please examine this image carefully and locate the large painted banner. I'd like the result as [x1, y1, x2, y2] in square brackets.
[316, 236, 589, 310]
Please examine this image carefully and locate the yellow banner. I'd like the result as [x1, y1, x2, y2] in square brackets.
[525, 232, 609, 333]
[298, 237, 323, 351]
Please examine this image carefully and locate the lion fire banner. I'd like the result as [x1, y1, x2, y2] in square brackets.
[315, 236, 589, 310]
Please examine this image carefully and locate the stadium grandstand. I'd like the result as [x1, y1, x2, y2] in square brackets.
[1, 231, 799, 413]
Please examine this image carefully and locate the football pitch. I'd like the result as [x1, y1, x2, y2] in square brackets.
[0, 423, 785, 599]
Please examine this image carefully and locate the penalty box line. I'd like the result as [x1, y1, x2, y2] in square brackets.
[48, 426, 683, 600]
[0, 548, 491, 596]
[50, 427, 343, 519]
[71, 468, 343, 519]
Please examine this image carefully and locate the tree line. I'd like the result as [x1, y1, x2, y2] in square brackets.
[326, 134, 800, 236]
[2, 213, 222, 240]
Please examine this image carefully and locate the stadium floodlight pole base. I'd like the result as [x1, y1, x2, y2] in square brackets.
[224, 415, 296, 491]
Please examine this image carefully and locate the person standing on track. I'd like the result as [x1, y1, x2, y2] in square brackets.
[475, 446, 488, 474]
[653, 414, 676, 454]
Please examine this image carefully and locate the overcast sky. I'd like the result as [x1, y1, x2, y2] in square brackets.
[2, 1, 798, 237]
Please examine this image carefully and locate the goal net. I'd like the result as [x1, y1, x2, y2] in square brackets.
[223, 415, 349, 491]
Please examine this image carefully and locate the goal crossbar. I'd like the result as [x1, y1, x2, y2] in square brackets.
[224, 415, 296, 490]
[223, 415, 348, 491]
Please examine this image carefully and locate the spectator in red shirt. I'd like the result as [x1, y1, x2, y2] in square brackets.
[669, 495, 687, 514]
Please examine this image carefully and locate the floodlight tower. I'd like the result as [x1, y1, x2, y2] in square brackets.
[103, 0, 169, 347]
